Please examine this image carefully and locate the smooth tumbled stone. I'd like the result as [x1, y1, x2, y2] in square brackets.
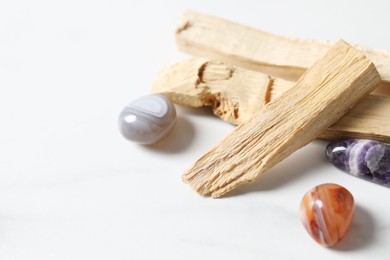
[326, 139, 390, 187]
[299, 183, 355, 247]
[118, 95, 176, 144]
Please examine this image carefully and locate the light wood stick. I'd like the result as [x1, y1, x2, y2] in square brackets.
[176, 11, 390, 96]
[152, 58, 288, 125]
[182, 40, 381, 198]
[152, 58, 390, 142]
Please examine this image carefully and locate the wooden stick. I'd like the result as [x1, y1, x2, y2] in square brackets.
[176, 11, 390, 96]
[152, 58, 287, 125]
[182, 40, 380, 198]
[152, 58, 390, 142]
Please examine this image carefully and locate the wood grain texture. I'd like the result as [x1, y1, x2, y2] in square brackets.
[152, 58, 286, 125]
[182, 40, 381, 198]
[176, 10, 390, 96]
[152, 58, 390, 142]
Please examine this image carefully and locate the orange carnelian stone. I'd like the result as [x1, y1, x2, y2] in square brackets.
[299, 183, 355, 247]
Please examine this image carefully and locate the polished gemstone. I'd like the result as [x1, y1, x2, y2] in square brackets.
[326, 139, 390, 187]
[299, 183, 354, 247]
[118, 95, 176, 144]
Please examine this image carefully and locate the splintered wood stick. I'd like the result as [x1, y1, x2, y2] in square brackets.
[152, 58, 390, 142]
[176, 11, 390, 96]
[152, 58, 293, 125]
[182, 40, 381, 198]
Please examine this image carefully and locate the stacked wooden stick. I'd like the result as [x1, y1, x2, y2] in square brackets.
[152, 11, 388, 197]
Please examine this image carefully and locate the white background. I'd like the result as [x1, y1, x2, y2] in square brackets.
[0, 0, 389, 259]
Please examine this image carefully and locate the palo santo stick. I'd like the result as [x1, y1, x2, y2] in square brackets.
[320, 95, 390, 141]
[182, 40, 380, 198]
[152, 58, 293, 125]
[152, 58, 390, 142]
[176, 11, 390, 96]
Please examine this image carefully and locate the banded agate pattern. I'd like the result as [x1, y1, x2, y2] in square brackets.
[118, 95, 176, 144]
[299, 184, 354, 247]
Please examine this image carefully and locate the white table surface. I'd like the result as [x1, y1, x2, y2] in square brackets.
[1, 0, 389, 259]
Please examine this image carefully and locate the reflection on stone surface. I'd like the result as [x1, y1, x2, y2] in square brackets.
[326, 139, 390, 187]
[299, 183, 354, 247]
[118, 95, 176, 144]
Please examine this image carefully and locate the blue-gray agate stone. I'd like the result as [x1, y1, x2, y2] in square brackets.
[326, 139, 390, 187]
[118, 95, 176, 144]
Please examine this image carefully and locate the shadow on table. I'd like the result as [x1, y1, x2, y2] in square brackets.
[225, 141, 329, 196]
[178, 106, 216, 118]
[143, 115, 195, 154]
[332, 204, 376, 251]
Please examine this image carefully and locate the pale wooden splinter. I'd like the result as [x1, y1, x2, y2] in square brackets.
[176, 11, 390, 96]
[152, 58, 293, 125]
[152, 58, 390, 142]
[182, 40, 381, 198]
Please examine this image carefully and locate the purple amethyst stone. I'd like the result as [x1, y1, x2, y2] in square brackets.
[326, 139, 390, 187]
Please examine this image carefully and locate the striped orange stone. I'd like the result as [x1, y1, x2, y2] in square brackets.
[299, 183, 355, 247]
